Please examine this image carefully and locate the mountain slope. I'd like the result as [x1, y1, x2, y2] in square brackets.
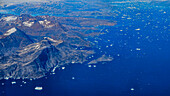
[0, 27, 33, 54]
[0, 36, 94, 80]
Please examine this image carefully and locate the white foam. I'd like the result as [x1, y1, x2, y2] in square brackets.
[4, 27, 17, 36]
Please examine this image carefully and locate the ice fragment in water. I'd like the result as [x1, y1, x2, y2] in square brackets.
[35, 87, 43, 91]
[62, 67, 65, 70]
[11, 81, 16, 84]
[131, 88, 134, 91]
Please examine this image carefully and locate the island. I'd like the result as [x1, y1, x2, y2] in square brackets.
[0, 14, 115, 80]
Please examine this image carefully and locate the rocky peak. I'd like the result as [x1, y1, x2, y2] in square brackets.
[0, 27, 33, 53]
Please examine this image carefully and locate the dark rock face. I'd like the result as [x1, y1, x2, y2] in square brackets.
[0, 14, 113, 80]
[0, 27, 33, 49]
[0, 36, 94, 79]
[0, 27, 34, 59]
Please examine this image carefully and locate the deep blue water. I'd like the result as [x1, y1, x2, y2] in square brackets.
[0, 1, 170, 96]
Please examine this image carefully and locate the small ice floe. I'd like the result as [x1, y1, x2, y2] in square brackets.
[121, 16, 125, 18]
[22, 81, 26, 84]
[11, 81, 16, 84]
[94, 40, 98, 43]
[71, 61, 75, 64]
[93, 65, 96, 67]
[4, 77, 9, 80]
[35, 86, 43, 91]
[120, 30, 123, 31]
[72, 77, 75, 80]
[135, 28, 140, 31]
[123, 14, 127, 16]
[2, 83, 4, 86]
[117, 54, 120, 56]
[131, 88, 134, 91]
[105, 29, 109, 32]
[136, 48, 141, 51]
[62, 67, 65, 70]
[88, 65, 92, 67]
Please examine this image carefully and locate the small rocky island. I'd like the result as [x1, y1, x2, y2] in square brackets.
[0, 14, 115, 80]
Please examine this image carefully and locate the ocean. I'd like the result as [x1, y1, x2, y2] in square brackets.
[0, 0, 170, 96]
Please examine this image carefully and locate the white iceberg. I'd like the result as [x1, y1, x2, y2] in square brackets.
[35, 86, 43, 91]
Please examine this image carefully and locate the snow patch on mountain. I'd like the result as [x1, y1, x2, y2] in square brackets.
[23, 21, 34, 27]
[44, 37, 63, 43]
[4, 27, 17, 36]
[38, 20, 54, 28]
[1, 16, 17, 21]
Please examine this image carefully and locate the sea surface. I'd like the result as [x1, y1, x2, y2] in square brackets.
[0, 0, 170, 96]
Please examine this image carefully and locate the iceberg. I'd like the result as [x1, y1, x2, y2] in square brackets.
[35, 86, 43, 91]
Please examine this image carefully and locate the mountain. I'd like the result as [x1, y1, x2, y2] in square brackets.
[0, 32, 94, 80]
[0, 27, 33, 54]
[0, 38, 60, 79]
[0, 14, 113, 80]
